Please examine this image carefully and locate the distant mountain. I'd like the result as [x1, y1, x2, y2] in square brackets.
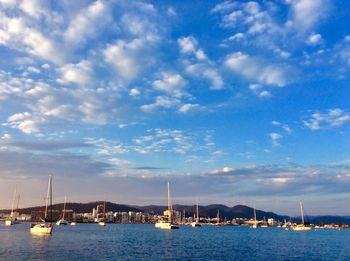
[2, 202, 350, 224]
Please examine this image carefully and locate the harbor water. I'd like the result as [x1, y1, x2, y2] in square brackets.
[1, 223, 350, 260]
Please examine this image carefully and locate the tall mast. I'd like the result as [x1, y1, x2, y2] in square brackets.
[10, 187, 16, 218]
[50, 175, 52, 224]
[16, 194, 20, 212]
[300, 201, 305, 225]
[62, 196, 67, 220]
[167, 182, 172, 223]
[253, 207, 257, 222]
[217, 209, 220, 224]
[196, 199, 199, 223]
[44, 176, 51, 220]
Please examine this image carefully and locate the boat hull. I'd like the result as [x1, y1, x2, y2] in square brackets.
[291, 225, 312, 231]
[5, 220, 14, 226]
[56, 219, 68, 226]
[30, 223, 53, 235]
[191, 222, 202, 227]
[155, 222, 179, 229]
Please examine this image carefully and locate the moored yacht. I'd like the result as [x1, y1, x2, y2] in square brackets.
[30, 175, 54, 235]
[291, 202, 312, 231]
[155, 182, 179, 229]
[56, 196, 68, 225]
[191, 199, 201, 227]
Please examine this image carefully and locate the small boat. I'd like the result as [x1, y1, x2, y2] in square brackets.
[191, 199, 201, 227]
[30, 175, 53, 235]
[5, 187, 17, 226]
[70, 222, 77, 226]
[291, 202, 312, 231]
[155, 182, 179, 229]
[252, 206, 258, 228]
[56, 196, 68, 226]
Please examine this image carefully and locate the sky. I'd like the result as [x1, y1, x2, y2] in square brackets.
[0, 0, 349, 216]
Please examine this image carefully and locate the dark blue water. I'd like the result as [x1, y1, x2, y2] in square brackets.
[1, 223, 350, 260]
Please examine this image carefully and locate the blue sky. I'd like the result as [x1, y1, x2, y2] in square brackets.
[0, 0, 349, 215]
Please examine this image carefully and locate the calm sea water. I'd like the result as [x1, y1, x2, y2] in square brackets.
[1, 223, 350, 260]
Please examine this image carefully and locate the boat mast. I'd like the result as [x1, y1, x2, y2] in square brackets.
[253, 207, 257, 223]
[167, 182, 172, 223]
[196, 199, 199, 223]
[217, 209, 220, 225]
[44, 176, 51, 221]
[300, 201, 305, 225]
[10, 187, 16, 218]
[50, 175, 52, 224]
[62, 196, 67, 220]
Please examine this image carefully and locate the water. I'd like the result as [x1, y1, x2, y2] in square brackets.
[1, 223, 350, 260]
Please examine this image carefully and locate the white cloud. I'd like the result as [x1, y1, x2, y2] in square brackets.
[178, 103, 201, 113]
[269, 132, 283, 146]
[307, 33, 322, 45]
[0, 0, 16, 8]
[129, 88, 140, 97]
[23, 29, 65, 65]
[152, 72, 187, 96]
[303, 108, 350, 130]
[6, 112, 42, 134]
[57, 60, 92, 85]
[140, 96, 180, 113]
[64, 0, 109, 45]
[289, 0, 328, 32]
[104, 39, 145, 81]
[19, 0, 48, 19]
[225, 52, 290, 87]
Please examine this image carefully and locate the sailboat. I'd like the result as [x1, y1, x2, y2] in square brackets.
[5, 187, 17, 226]
[291, 202, 312, 231]
[98, 201, 106, 226]
[30, 175, 53, 235]
[191, 199, 201, 227]
[56, 196, 68, 225]
[155, 182, 179, 229]
[215, 209, 222, 226]
[252, 206, 258, 228]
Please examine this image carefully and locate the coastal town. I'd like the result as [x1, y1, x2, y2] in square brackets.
[1, 202, 349, 229]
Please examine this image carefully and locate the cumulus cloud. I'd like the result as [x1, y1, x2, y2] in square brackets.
[64, 0, 110, 45]
[289, 0, 329, 33]
[269, 132, 283, 146]
[57, 60, 92, 85]
[303, 108, 350, 130]
[225, 52, 291, 86]
[307, 33, 323, 45]
[178, 36, 224, 90]
[152, 72, 187, 96]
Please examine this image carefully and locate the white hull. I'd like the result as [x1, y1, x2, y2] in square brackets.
[191, 222, 201, 227]
[291, 225, 312, 231]
[98, 222, 105, 226]
[155, 222, 179, 229]
[5, 220, 14, 226]
[56, 219, 68, 226]
[70, 222, 77, 226]
[30, 223, 53, 235]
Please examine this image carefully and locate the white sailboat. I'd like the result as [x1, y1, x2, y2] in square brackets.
[191, 199, 201, 227]
[291, 202, 312, 231]
[56, 196, 68, 225]
[30, 175, 53, 235]
[252, 206, 258, 228]
[155, 182, 179, 229]
[5, 187, 17, 226]
[98, 201, 106, 226]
